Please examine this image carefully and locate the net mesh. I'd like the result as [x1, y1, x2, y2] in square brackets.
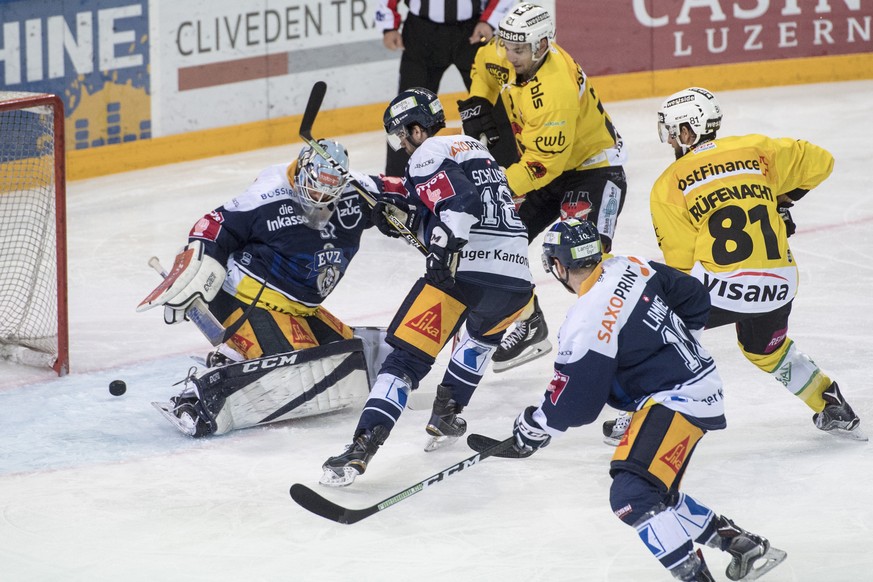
[0, 91, 59, 359]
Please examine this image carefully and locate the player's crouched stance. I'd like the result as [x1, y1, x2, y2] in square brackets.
[500, 220, 786, 580]
[319, 88, 535, 486]
[138, 140, 398, 437]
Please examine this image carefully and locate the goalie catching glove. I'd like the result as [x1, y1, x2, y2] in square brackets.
[426, 224, 466, 290]
[137, 240, 227, 324]
[458, 96, 500, 147]
[371, 197, 419, 239]
[512, 406, 552, 458]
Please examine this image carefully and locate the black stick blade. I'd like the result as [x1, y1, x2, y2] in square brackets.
[467, 434, 529, 458]
[300, 81, 327, 141]
[289, 483, 377, 525]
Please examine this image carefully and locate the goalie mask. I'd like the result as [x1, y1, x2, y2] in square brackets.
[291, 140, 350, 230]
[658, 87, 722, 149]
[542, 219, 602, 293]
[383, 87, 446, 151]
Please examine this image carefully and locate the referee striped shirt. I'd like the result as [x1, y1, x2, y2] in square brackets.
[375, 0, 516, 32]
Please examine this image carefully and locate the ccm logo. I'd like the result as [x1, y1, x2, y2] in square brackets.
[242, 353, 299, 373]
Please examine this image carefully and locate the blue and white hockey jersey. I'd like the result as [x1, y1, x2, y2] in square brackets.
[534, 255, 726, 436]
[404, 134, 533, 292]
[188, 164, 383, 312]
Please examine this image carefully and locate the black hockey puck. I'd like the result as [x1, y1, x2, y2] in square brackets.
[109, 380, 127, 396]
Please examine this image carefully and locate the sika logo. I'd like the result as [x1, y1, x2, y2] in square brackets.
[290, 319, 315, 345]
[659, 436, 690, 474]
[405, 304, 442, 342]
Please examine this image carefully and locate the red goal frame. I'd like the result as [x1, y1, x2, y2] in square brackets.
[0, 93, 69, 375]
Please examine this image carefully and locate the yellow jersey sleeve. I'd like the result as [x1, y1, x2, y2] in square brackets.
[469, 39, 504, 105]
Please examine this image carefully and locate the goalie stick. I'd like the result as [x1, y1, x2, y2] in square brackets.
[289, 435, 514, 524]
[299, 81, 429, 257]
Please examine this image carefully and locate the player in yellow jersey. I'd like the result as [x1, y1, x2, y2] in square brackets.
[645, 86, 865, 441]
[457, 3, 627, 372]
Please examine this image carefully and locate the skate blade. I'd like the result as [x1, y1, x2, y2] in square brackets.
[492, 340, 553, 373]
[151, 401, 197, 436]
[424, 434, 459, 452]
[318, 466, 359, 488]
[825, 424, 868, 442]
[602, 435, 622, 447]
[736, 546, 787, 581]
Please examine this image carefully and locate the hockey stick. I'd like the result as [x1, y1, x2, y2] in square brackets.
[289, 435, 514, 524]
[299, 81, 429, 256]
[466, 433, 530, 458]
[148, 256, 225, 346]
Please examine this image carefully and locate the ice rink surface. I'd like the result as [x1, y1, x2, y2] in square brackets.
[2, 81, 872, 581]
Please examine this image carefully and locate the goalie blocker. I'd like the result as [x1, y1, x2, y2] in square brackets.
[156, 330, 389, 437]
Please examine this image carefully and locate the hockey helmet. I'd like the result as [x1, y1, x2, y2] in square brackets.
[541, 219, 603, 277]
[292, 139, 349, 230]
[657, 87, 722, 145]
[498, 3, 556, 57]
[383, 87, 446, 151]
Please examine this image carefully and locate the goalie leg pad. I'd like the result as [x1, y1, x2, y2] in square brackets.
[193, 339, 370, 435]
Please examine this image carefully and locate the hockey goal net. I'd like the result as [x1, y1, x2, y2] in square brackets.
[0, 91, 68, 375]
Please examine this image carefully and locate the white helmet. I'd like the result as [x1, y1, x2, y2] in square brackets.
[657, 87, 722, 146]
[498, 3, 555, 56]
[292, 139, 349, 230]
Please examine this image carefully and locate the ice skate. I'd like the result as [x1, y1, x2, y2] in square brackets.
[602, 411, 632, 446]
[320, 426, 387, 487]
[492, 297, 552, 373]
[709, 516, 787, 581]
[813, 382, 867, 441]
[152, 384, 214, 437]
[424, 384, 467, 452]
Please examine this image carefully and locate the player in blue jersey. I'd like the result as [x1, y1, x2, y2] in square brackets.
[319, 87, 535, 486]
[501, 219, 786, 581]
[139, 140, 404, 437]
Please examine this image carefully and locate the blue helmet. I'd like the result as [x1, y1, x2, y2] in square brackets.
[541, 219, 602, 275]
[292, 139, 349, 230]
[383, 87, 446, 150]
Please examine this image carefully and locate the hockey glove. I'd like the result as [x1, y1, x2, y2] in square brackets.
[371, 198, 418, 239]
[458, 97, 499, 147]
[777, 201, 796, 237]
[512, 406, 552, 458]
[138, 240, 226, 324]
[164, 305, 189, 325]
[425, 224, 466, 290]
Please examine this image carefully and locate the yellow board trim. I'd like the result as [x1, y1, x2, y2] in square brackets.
[67, 53, 873, 181]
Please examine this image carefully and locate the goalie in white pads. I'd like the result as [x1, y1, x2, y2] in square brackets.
[502, 220, 786, 581]
[138, 140, 405, 436]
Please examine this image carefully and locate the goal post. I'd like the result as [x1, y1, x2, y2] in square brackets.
[0, 91, 69, 376]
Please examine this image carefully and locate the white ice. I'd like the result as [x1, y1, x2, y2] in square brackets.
[2, 81, 872, 582]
